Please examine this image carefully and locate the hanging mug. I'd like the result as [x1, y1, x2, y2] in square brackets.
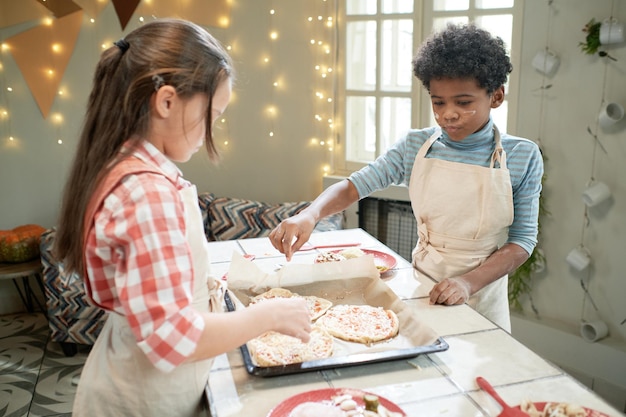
[566, 246, 591, 271]
[598, 102, 624, 129]
[531, 49, 560, 77]
[582, 181, 611, 207]
[580, 320, 609, 343]
[600, 18, 625, 45]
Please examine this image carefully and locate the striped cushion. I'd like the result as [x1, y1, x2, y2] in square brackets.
[40, 229, 108, 345]
[198, 192, 217, 241]
[207, 197, 310, 241]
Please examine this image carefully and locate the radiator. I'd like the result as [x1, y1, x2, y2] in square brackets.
[358, 198, 417, 262]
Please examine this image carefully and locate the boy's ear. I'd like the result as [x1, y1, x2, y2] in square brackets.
[153, 85, 177, 117]
[490, 86, 505, 108]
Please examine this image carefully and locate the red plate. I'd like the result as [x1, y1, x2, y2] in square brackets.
[515, 402, 610, 417]
[316, 249, 398, 276]
[267, 388, 406, 417]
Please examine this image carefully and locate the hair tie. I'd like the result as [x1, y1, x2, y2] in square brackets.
[114, 39, 130, 54]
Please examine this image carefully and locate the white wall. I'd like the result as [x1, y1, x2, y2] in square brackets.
[514, 0, 626, 408]
[513, 0, 625, 359]
[0, 0, 329, 232]
[0, 0, 329, 308]
[1, 0, 626, 406]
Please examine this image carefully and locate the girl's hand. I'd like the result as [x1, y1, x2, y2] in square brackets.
[429, 277, 471, 306]
[253, 297, 312, 342]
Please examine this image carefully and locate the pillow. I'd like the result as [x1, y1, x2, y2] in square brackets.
[197, 193, 217, 241]
[207, 197, 310, 241]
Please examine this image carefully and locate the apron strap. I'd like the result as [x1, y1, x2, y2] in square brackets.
[489, 126, 507, 169]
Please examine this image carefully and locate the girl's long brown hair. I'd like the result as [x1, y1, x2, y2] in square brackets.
[55, 19, 233, 274]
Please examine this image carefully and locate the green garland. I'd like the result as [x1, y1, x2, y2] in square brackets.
[579, 18, 602, 55]
[508, 157, 549, 313]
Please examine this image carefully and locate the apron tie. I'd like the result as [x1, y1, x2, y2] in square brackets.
[208, 278, 225, 312]
[415, 223, 445, 264]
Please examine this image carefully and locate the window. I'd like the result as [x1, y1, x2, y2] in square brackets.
[335, 0, 522, 173]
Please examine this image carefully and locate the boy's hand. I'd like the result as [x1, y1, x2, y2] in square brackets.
[269, 213, 317, 261]
[429, 277, 471, 306]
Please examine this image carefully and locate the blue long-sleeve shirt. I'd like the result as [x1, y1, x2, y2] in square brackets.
[348, 118, 544, 255]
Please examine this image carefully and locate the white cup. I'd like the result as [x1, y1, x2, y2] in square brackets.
[582, 181, 611, 207]
[566, 246, 591, 271]
[580, 320, 609, 343]
[531, 49, 560, 77]
[600, 18, 625, 45]
[598, 102, 624, 129]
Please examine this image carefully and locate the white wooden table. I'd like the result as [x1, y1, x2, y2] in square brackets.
[205, 228, 622, 416]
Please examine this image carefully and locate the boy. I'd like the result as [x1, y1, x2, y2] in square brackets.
[269, 23, 543, 331]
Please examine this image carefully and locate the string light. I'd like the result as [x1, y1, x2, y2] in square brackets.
[0, 43, 14, 145]
[0, 5, 235, 149]
[1, 2, 336, 157]
[307, 0, 337, 174]
[266, 6, 278, 139]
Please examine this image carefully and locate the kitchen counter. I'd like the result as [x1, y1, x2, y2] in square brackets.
[205, 228, 622, 416]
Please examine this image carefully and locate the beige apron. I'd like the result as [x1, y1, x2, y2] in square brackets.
[409, 127, 514, 331]
[74, 166, 222, 416]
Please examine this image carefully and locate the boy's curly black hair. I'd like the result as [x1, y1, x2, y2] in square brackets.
[413, 23, 513, 94]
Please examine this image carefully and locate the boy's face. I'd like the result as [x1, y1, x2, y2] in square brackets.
[429, 77, 504, 141]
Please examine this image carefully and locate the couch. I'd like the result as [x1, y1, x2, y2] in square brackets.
[40, 192, 343, 356]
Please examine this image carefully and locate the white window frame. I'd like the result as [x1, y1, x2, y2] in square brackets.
[332, 0, 523, 176]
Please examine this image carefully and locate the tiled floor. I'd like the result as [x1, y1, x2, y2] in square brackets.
[0, 312, 90, 417]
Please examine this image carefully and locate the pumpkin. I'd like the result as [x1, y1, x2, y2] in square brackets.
[0, 224, 47, 263]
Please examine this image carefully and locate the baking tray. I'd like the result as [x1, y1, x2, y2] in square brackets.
[224, 290, 449, 377]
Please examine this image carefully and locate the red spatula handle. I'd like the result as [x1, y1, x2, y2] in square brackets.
[476, 377, 530, 417]
[476, 377, 510, 409]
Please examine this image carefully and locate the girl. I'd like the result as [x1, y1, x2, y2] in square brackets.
[55, 19, 311, 416]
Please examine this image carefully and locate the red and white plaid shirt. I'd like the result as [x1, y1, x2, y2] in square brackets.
[84, 141, 205, 373]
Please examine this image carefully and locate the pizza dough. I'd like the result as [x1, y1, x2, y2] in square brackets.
[314, 251, 347, 263]
[302, 295, 334, 321]
[315, 249, 391, 273]
[316, 304, 400, 344]
[248, 327, 334, 367]
[250, 287, 333, 321]
[250, 287, 294, 301]
[246, 290, 401, 367]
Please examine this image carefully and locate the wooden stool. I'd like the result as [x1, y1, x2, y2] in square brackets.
[0, 259, 46, 314]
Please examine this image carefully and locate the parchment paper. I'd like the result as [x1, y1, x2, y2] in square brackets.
[227, 251, 440, 359]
